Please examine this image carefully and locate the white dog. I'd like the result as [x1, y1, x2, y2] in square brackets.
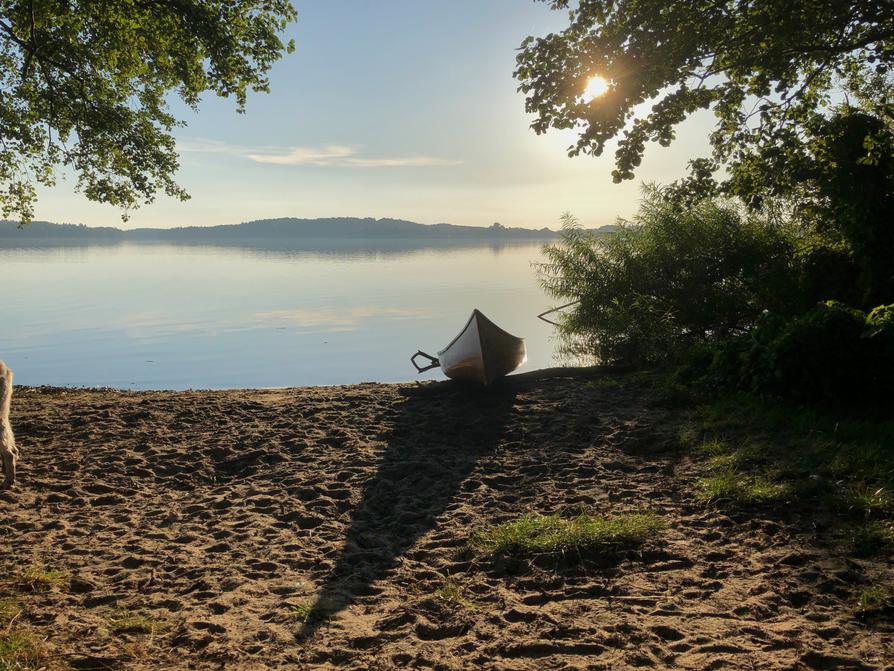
[0, 360, 16, 489]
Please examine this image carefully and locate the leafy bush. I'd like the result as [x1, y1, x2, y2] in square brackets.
[868, 304, 894, 330]
[538, 189, 799, 365]
[866, 304, 894, 395]
[691, 301, 894, 404]
[672, 311, 785, 393]
[762, 301, 868, 402]
[541, 189, 893, 405]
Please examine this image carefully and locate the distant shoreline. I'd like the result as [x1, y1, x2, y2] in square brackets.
[0, 216, 619, 242]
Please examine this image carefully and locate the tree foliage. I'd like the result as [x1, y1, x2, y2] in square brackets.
[0, 0, 296, 222]
[813, 112, 894, 305]
[515, 0, 894, 199]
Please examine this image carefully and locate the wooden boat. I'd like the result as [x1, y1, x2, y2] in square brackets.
[411, 309, 527, 385]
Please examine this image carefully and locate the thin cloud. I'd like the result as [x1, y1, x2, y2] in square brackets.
[246, 144, 355, 165]
[178, 137, 461, 168]
[340, 156, 462, 167]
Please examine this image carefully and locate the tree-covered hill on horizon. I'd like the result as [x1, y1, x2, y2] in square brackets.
[0, 217, 620, 241]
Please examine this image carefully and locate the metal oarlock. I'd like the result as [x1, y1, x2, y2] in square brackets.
[410, 350, 440, 373]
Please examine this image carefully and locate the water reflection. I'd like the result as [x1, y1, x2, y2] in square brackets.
[255, 307, 433, 332]
[0, 237, 550, 260]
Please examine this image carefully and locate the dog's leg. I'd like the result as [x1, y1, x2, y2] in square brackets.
[0, 436, 14, 490]
[0, 361, 16, 490]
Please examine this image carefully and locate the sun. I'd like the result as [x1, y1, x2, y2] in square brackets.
[583, 75, 610, 100]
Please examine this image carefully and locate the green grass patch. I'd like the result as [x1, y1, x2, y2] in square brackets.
[472, 512, 664, 559]
[681, 396, 894, 521]
[108, 610, 171, 636]
[0, 599, 20, 625]
[693, 437, 730, 457]
[855, 585, 893, 618]
[0, 599, 45, 670]
[854, 521, 894, 555]
[843, 483, 892, 515]
[434, 579, 474, 609]
[15, 565, 66, 592]
[696, 464, 791, 504]
[0, 630, 45, 671]
[290, 599, 337, 626]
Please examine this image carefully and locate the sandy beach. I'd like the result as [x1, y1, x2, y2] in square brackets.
[1, 371, 891, 670]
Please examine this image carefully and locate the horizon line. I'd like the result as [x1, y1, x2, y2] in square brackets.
[1, 216, 622, 233]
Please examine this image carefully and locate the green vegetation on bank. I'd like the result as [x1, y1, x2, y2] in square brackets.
[539, 195, 799, 365]
[540, 126, 894, 407]
[541, 180, 894, 400]
[535, 18, 894, 405]
[676, 301, 894, 405]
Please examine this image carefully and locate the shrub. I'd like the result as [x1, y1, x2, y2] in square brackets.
[866, 303, 894, 395]
[541, 188, 892, 405]
[762, 301, 868, 402]
[691, 301, 894, 404]
[868, 304, 894, 330]
[538, 189, 799, 365]
[673, 311, 786, 393]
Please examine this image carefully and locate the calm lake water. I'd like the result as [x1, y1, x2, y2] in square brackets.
[1, 240, 563, 389]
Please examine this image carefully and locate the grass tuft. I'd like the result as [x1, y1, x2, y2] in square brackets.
[855, 585, 892, 618]
[15, 564, 66, 592]
[0, 599, 20, 625]
[290, 599, 337, 626]
[854, 521, 894, 555]
[694, 437, 729, 457]
[0, 598, 45, 671]
[471, 512, 663, 559]
[108, 610, 171, 636]
[0, 630, 45, 671]
[843, 483, 892, 515]
[434, 579, 474, 609]
[696, 464, 790, 504]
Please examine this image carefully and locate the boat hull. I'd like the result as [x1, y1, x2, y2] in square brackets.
[437, 310, 526, 385]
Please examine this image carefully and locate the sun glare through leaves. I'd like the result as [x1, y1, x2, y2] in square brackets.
[583, 75, 610, 101]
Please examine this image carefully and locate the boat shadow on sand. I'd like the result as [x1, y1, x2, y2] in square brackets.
[297, 379, 519, 638]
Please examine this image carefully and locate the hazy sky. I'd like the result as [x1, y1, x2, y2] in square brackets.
[34, 1, 713, 230]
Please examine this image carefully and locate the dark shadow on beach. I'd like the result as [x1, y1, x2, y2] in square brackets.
[298, 380, 518, 637]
